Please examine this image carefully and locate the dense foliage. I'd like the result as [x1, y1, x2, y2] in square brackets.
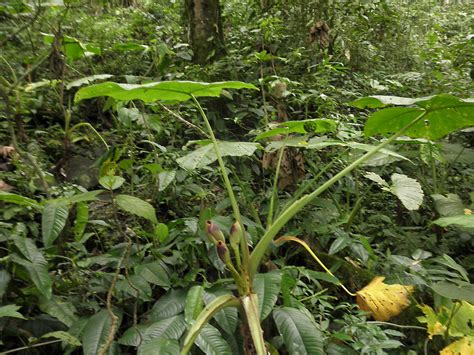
[0, 1, 473, 354]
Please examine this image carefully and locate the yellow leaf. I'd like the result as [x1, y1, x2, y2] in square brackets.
[356, 276, 414, 321]
[440, 336, 474, 355]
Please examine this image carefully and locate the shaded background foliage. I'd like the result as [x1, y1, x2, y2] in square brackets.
[0, 0, 473, 354]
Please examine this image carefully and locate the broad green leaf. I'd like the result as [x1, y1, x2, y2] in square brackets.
[181, 294, 240, 355]
[42, 331, 81, 346]
[74, 202, 89, 241]
[431, 281, 474, 303]
[273, 307, 324, 355]
[99, 176, 125, 190]
[0, 304, 26, 319]
[363, 94, 474, 140]
[433, 215, 474, 229]
[177, 141, 259, 170]
[53, 190, 104, 205]
[185, 285, 204, 324]
[389, 173, 424, 210]
[158, 170, 176, 191]
[138, 339, 180, 355]
[135, 261, 170, 287]
[153, 223, 169, 243]
[75, 81, 258, 104]
[116, 274, 152, 301]
[0, 191, 41, 209]
[42, 203, 69, 247]
[39, 296, 78, 327]
[118, 315, 186, 347]
[255, 119, 337, 140]
[82, 309, 122, 355]
[66, 74, 113, 90]
[12, 235, 52, 299]
[351, 95, 432, 109]
[435, 255, 469, 282]
[432, 194, 465, 217]
[149, 289, 187, 321]
[253, 270, 282, 321]
[195, 324, 232, 355]
[116, 194, 157, 224]
[203, 290, 238, 335]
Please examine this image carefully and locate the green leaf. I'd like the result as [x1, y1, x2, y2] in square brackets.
[42, 331, 81, 346]
[42, 203, 69, 247]
[116, 274, 152, 301]
[99, 176, 125, 190]
[12, 235, 52, 299]
[351, 95, 430, 109]
[195, 324, 232, 355]
[66, 74, 113, 90]
[0, 270, 10, 299]
[389, 173, 424, 211]
[82, 309, 122, 355]
[116, 194, 157, 224]
[273, 307, 324, 355]
[177, 141, 259, 170]
[255, 119, 337, 140]
[118, 315, 186, 347]
[0, 191, 42, 209]
[0, 304, 26, 319]
[431, 282, 474, 303]
[433, 215, 474, 229]
[138, 339, 180, 355]
[75, 81, 258, 104]
[39, 296, 78, 327]
[158, 170, 176, 191]
[74, 202, 89, 241]
[203, 290, 238, 335]
[185, 285, 204, 324]
[149, 289, 187, 321]
[253, 270, 282, 321]
[181, 294, 239, 355]
[432, 194, 465, 217]
[363, 94, 474, 140]
[135, 261, 170, 287]
[153, 223, 169, 243]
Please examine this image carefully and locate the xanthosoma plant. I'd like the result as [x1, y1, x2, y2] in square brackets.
[75, 81, 474, 354]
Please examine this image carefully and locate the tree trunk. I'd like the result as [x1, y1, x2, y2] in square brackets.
[185, 0, 225, 64]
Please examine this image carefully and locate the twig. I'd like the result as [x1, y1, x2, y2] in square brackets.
[1, 339, 62, 354]
[158, 102, 209, 138]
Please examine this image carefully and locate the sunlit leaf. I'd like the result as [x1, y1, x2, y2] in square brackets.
[75, 81, 258, 104]
[389, 173, 424, 210]
[440, 337, 474, 355]
[356, 276, 414, 321]
[0, 304, 26, 319]
[116, 194, 157, 224]
[362, 94, 474, 140]
[177, 141, 259, 170]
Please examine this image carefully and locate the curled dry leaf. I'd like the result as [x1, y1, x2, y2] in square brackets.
[0, 146, 15, 158]
[356, 276, 414, 321]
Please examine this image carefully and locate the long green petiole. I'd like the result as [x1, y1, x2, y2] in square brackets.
[249, 111, 427, 279]
[191, 95, 251, 288]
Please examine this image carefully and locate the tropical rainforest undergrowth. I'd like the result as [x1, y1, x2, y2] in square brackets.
[0, 1, 473, 354]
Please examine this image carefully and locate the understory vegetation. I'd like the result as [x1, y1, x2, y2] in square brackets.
[0, 1, 473, 354]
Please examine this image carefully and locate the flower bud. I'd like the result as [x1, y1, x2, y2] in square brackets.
[216, 240, 233, 266]
[229, 221, 243, 249]
[205, 220, 225, 245]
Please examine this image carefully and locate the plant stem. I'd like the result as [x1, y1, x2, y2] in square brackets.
[2, 339, 62, 354]
[249, 111, 427, 279]
[267, 145, 285, 227]
[191, 95, 250, 289]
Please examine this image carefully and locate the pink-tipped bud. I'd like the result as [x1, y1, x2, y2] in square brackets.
[205, 220, 225, 244]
